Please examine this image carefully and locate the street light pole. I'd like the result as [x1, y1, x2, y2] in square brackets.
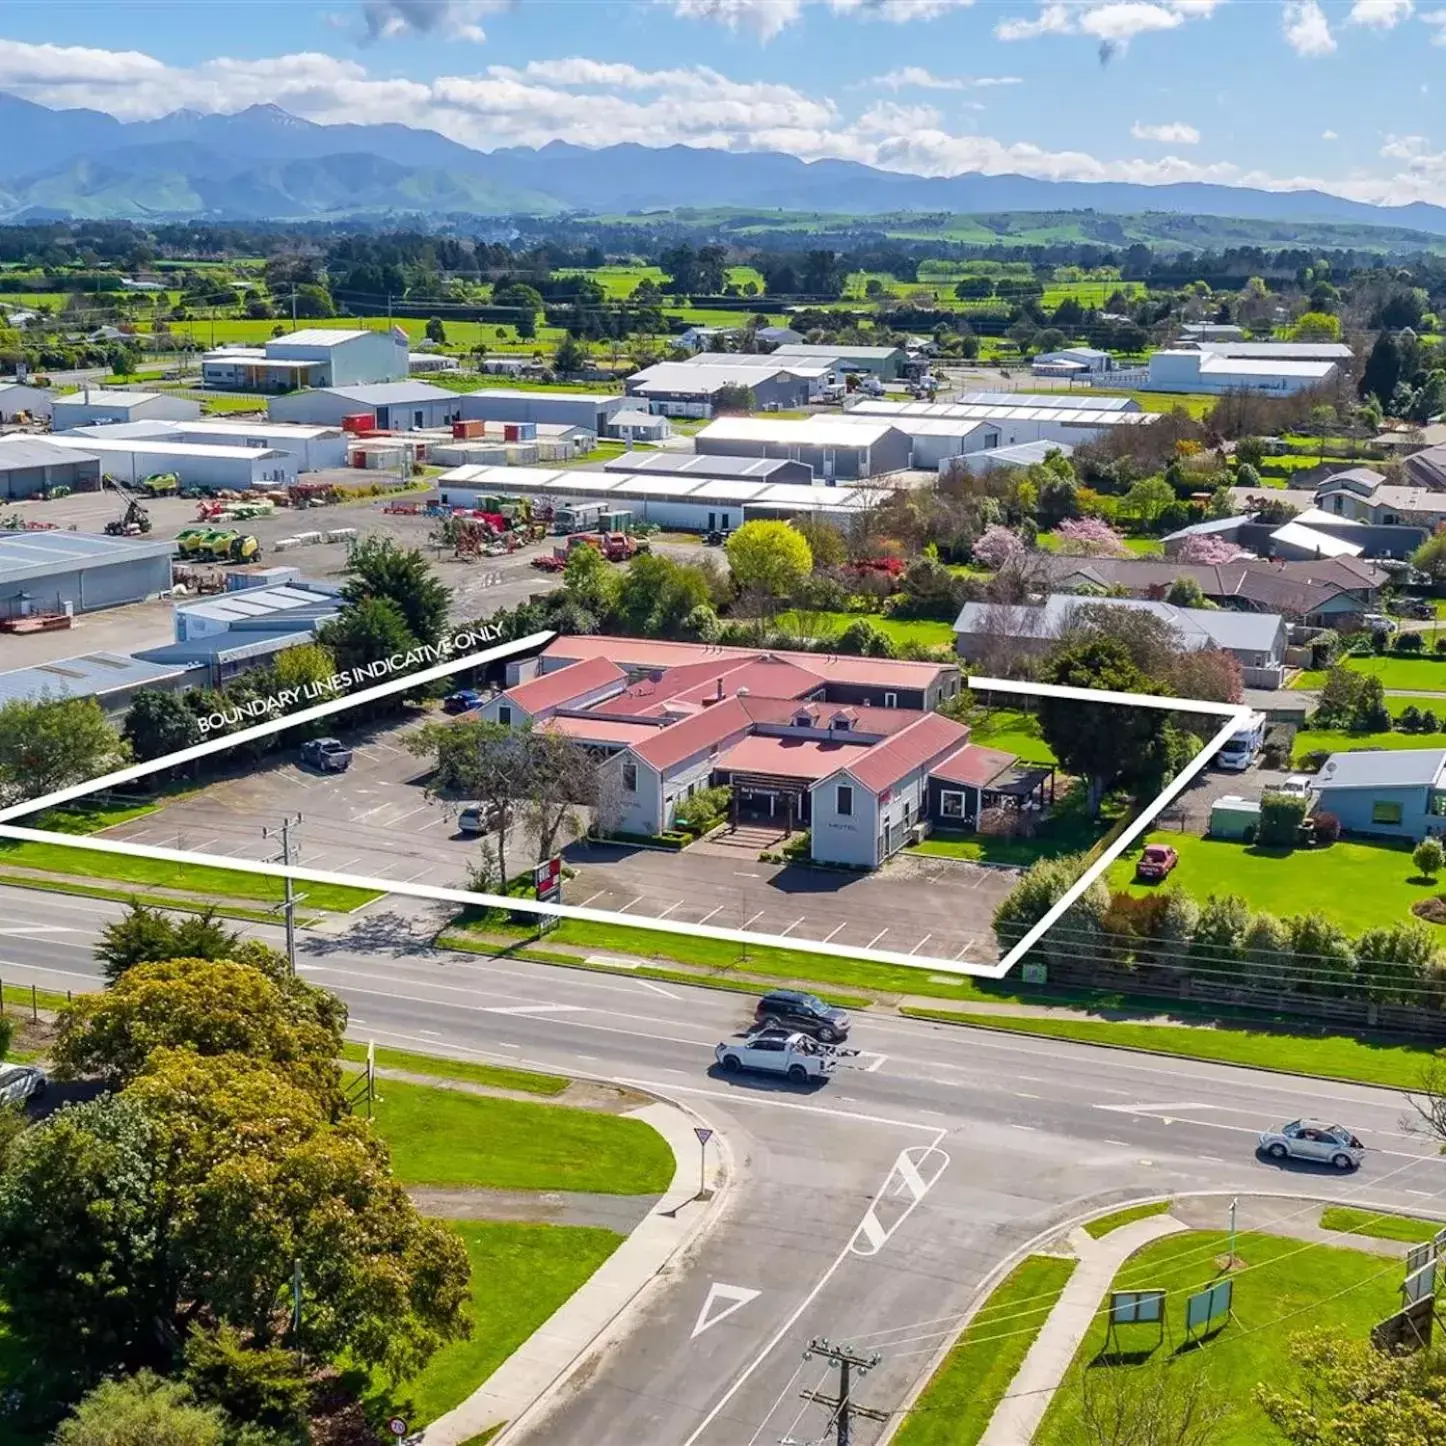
[263, 813, 304, 973]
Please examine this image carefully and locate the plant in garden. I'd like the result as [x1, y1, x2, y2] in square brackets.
[1177, 533, 1253, 565]
[1414, 837, 1445, 881]
[972, 524, 1024, 568]
[1053, 517, 1129, 557]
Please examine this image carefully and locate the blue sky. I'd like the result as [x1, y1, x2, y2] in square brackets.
[0, 0, 1443, 204]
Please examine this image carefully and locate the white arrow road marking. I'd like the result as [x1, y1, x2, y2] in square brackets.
[851, 1144, 950, 1257]
[481, 1004, 587, 1016]
[691, 1282, 762, 1339]
[1096, 1102, 1217, 1114]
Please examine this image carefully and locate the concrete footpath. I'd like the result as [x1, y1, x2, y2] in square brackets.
[421, 1097, 728, 1446]
[978, 1214, 1187, 1446]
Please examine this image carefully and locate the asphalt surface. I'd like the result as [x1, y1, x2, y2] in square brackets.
[4, 882, 1446, 1446]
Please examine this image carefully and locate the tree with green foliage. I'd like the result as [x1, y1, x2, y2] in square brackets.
[317, 594, 416, 679]
[1292, 310, 1341, 341]
[1036, 636, 1177, 814]
[1412, 529, 1446, 583]
[563, 539, 622, 621]
[424, 315, 446, 345]
[835, 618, 899, 658]
[726, 520, 812, 615]
[1289, 912, 1356, 994]
[123, 687, 203, 764]
[54, 954, 344, 1099]
[1258, 791, 1307, 847]
[0, 694, 129, 806]
[182, 1322, 308, 1440]
[1164, 575, 1211, 609]
[1190, 894, 1251, 974]
[993, 853, 1110, 966]
[1258, 1332, 1446, 1442]
[1415, 837, 1445, 881]
[1122, 476, 1176, 530]
[615, 552, 717, 637]
[1362, 332, 1402, 409]
[1355, 921, 1438, 1003]
[553, 333, 587, 375]
[54, 1371, 227, 1446]
[339, 535, 449, 650]
[95, 901, 240, 985]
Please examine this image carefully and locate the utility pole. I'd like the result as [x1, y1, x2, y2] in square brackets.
[799, 1338, 887, 1446]
[263, 813, 304, 973]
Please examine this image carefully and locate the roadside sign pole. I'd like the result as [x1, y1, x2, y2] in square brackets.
[263, 813, 303, 973]
[1229, 1197, 1238, 1267]
[694, 1126, 713, 1198]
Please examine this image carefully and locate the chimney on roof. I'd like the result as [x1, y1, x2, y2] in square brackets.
[716, 677, 724, 700]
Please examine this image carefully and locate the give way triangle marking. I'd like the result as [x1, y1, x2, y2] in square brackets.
[690, 1282, 762, 1340]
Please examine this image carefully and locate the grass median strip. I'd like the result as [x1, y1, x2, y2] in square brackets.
[904, 1006, 1440, 1090]
[0, 869, 323, 926]
[1319, 1205, 1440, 1244]
[379, 1221, 623, 1427]
[1082, 1201, 1170, 1240]
[366, 1077, 674, 1194]
[0, 839, 379, 913]
[341, 1041, 567, 1097]
[893, 1254, 1077, 1446]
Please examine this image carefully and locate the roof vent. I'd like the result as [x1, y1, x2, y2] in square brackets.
[737, 687, 750, 697]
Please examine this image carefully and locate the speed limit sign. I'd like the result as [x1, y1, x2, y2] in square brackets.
[387, 1420, 408, 1438]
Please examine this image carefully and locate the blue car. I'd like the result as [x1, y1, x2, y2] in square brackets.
[443, 689, 484, 715]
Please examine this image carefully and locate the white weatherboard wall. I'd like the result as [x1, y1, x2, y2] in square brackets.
[811, 775, 880, 869]
[602, 753, 665, 835]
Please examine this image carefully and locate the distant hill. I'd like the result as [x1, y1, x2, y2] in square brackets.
[1, 91, 1444, 241]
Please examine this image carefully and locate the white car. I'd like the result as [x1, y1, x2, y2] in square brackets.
[715, 1030, 835, 1084]
[0, 1063, 46, 1108]
[1259, 1118, 1363, 1170]
[1275, 775, 1312, 799]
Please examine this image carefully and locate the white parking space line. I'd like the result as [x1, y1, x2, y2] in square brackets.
[777, 916, 806, 937]
[909, 934, 932, 956]
[616, 895, 645, 913]
[954, 940, 975, 961]
[187, 837, 218, 854]
[741, 910, 766, 930]
[399, 868, 433, 884]
[698, 905, 724, 924]
[656, 901, 683, 918]
[866, 928, 889, 949]
[414, 815, 441, 832]
[823, 922, 847, 943]
[578, 890, 607, 907]
[330, 856, 362, 872]
[389, 805, 430, 825]
[352, 803, 392, 822]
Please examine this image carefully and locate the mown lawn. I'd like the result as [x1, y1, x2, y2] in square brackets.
[1035, 1231, 1401, 1446]
[1291, 655, 1446, 693]
[365, 1077, 675, 1194]
[0, 837, 378, 912]
[910, 790, 1117, 867]
[1320, 1205, 1440, 1244]
[1109, 831, 1431, 933]
[893, 1254, 1077, 1446]
[1089, 389, 1216, 419]
[382, 1221, 623, 1426]
[340, 1042, 567, 1097]
[1292, 725, 1442, 762]
[967, 708, 1058, 764]
[1083, 1201, 1170, 1239]
[907, 1007, 1442, 1090]
[772, 609, 955, 650]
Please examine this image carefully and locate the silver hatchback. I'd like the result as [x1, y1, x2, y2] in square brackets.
[1259, 1118, 1363, 1170]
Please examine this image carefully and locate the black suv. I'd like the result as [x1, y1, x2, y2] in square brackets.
[753, 990, 850, 1043]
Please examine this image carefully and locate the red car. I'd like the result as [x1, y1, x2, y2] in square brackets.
[1135, 844, 1179, 881]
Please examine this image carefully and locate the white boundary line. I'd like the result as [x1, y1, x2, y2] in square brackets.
[0, 642, 1246, 981]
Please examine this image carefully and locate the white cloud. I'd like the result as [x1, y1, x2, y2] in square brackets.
[1322, 128, 1339, 139]
[1346, 0, 1412, 25]
[869, 66, 1023, 88]
[12, 37, 1446, 206]
[1423, 6, 1446, 39]
[1283, 0, 1336, 54]
[359, 0, 509, 42]
[1131, 119, 1201, 143]
[996, 0, 1217, 50]
[664, 0, 972, 37]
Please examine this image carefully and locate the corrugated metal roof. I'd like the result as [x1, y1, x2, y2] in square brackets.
[698, 416, 903, 446]
[958, 391, 1138, 412]
[178, 584, 340, 624]
[1270, 522, 1363, 557]
[833, 712, 970, 791]
[849, 399, 1153, 427]
[322, 382, 457, 406]
[0, 529, 173, 577]
[52, 389, 164, 409]
[1316, 749, 1446, 790]
[268, 328, 370, 347]
[602, 452, 803, 480]
[506, 656, 625, 713]
[0, 437, 99, 469]
[0, 651, 197, 706]
[43, 434, 289, 462]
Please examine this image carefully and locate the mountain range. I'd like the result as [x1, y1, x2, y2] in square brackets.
[2, 91, 1445, 238]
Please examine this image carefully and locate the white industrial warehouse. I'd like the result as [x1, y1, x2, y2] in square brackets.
[60, 418, 349, 472]
[434, 464, 880, 531]
[51, 389, 201, 429]
[38, 432, 298, 489]
[844, 397, 1159, 450]
[0, 530, 175, 617]
[694, 415, 913, 479]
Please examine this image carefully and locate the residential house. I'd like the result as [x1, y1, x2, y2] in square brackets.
[1310, 749, 1446, 843]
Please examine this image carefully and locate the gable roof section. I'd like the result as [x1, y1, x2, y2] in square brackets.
[1405, 444, 1446, 493]
[1315, 748, 1446, 790]
[503, 656, 625, 715]
[837, 712, 971, 792]
[631, 696, 754, 772]
[930, 743, 1018, 789]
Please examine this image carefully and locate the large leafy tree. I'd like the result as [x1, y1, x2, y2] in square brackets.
[0, 695, 129, 806]
[95, 902, 240, 985]
[123, 688, 203, 764]
[317, 594, 417, 678]
[54, 1372, 226, 1446]
[1036, 635, 1178, 814]
[725, 520, 813, 614]
[339, 536, 449, 650]
[53, 955, 344, 1101]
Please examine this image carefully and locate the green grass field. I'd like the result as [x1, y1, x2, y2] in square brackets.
[773, 609, 955, 650]
[911, 791, 1116, 868]
[1291, 656, 1446, 693]
[1319, 1205, 1439, 1244]
[1083, 1201, 1170, 1239]
[365, 1077, 675, 1194]
[1035, 1231, 1401, 1446]
[383, 1221, 623, 1426]
[0, 836, 377, 912]
[968, 708, 1058, 765]
[893, 1254, 1077, 1446]
[1110, 831, 1431, 933]
[1091, 389, 1217, 419]
[1292, 725, 1442, 762]
[340, 1042, 567, 1097]
[906, 1006, 1443, 1089]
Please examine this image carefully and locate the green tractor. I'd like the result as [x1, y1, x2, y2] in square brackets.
[198, 530, 260, 564]
[139, 472, 180, 498]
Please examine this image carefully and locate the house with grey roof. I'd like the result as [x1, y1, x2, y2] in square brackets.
[1310, 748, 1446, 843]
[952, 594, 1288, 686]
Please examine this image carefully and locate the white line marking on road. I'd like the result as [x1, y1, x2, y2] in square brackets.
[617, 1078, 943, 1133]
[851, 1145, 950, 1258]
[632, 978, 683, 1000]
[866, 928, 889, 949]
[1409, 1189, 1435, 1197]
[617, 895, 645, 913]
[483, 1004, 587, 1017]
[656, 901, 683, 918]
[823, 922, 847, 943]
[1010, 1124, 1037, 1132]
[578, 890, 606, 908]
[860, 1053, 889, 1073]
[414, 816, 440, 833]
[698, 905, 724, 924]
[390, 805, 430, 825]
[188, 837, 218, 854]
[0, 925, 76, 936]
[734, 871, 759, 878]
[1097, 1101, 1216, 1114]
[1106, 1139, 1130, 1147]
[954, 941, 974, 961]
[417, 1030, 441, 1039]
[330, 856, 362, 872]
[352, 803, 391, 822]
[777, 916, 805, 937]
[909, 935, 932, 956]
[691, 1283, 762, 1340]
[1016, 1091, 1040, 1099]
[400, 868, 433, 884]
[742, 910, 766, 930]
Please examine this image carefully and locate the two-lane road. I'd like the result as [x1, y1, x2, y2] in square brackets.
[2, 883, 1443, 1445]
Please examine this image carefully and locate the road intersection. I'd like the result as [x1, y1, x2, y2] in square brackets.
[3, 883, 1444, 1445]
